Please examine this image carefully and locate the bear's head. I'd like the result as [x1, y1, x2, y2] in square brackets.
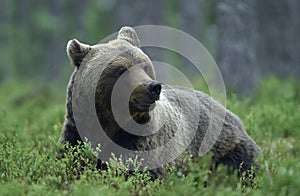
[66, 27, 162, 137]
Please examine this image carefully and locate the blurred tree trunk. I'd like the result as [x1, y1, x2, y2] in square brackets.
[217, 0, 300, 95]
[45, 0, 89, 80]
[73, 0, 87, 32]
[256, 0, 300, 78]
[11, 0, 31, 78]
[178, 0, 204, 77]
[179, 0, 203, 40]
[46, 0, 64, 80]
[114, 0, 164, 27]
[216, 0, 259, 95]
[0, 0, 12, 80]
[114, 0, 164, 62]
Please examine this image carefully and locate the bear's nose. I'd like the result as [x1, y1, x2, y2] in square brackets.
[148, 82, 162, 100]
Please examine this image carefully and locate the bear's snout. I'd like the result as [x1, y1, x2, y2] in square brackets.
[129, 82, 161, 112]
[147, 82, 161, 101]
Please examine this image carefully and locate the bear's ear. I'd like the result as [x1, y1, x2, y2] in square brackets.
[66, 39, 91, 67]
[117, 26, 140, 48]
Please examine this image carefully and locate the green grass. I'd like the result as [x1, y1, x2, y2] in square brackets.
[0, 76, 300, 195]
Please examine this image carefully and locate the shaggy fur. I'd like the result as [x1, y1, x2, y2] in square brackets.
[61, 27, 259, 178]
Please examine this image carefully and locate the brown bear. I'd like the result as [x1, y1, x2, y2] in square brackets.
[60, 26, 259, 179]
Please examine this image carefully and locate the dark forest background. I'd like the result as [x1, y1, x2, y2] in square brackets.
[0, 0, 299, 94]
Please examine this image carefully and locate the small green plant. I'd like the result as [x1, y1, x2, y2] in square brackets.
[0, 77, 300, 195]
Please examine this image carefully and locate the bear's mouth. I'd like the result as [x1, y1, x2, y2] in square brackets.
[130, 98, 156, 111]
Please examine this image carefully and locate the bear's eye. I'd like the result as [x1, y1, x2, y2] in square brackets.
[115, 67, 128, 76]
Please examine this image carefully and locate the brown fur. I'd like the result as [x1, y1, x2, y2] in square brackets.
[61, 27, 260, 179]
